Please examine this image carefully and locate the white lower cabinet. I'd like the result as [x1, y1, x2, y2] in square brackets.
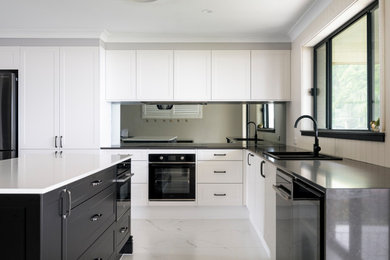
[246, 152, 265, 236]
[197, 184, 242, 206]
[246, 151, 276, 259]
[132, 184, 148, 206]
[197, 149, 243, 206]
[131, 161, 148, 184]
[264, 161, 277, 259]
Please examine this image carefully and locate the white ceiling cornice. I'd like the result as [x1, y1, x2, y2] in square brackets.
[288, 0, 332, 41]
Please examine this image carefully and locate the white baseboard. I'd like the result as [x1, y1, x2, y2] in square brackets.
[132, 206, 249, 219]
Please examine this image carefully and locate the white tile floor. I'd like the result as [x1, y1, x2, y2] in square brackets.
[122, 219, 270, 260]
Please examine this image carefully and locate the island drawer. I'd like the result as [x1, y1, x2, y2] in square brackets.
[115, 210, 131, 248]
[197, 150, 243, 161]
[68, 165, 116, 208]
[197, 161, 243, 183]
[66, 185, 116, 260]
[78, 224, 115, 260]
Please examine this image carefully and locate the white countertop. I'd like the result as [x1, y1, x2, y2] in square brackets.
[0, 151, 131, 194]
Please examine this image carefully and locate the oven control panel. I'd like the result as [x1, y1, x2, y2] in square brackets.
[149, 154, 195, 163]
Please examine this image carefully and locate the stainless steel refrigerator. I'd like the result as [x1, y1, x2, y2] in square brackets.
[0, 71, 17, 160]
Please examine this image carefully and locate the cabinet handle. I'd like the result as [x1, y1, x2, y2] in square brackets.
[54, 136, 58, 148]
[66, 190, 72, 217]
[214, 193, 226, 196]
[214, 153, 226, 156]
[90, 214, 103, 222]
[247, 153, 254, 166]
[91, 180, 103, 187]
[120, 227, 128, 233]
[60, 136, 63, 148]
[94, 258, 103, 260]
[61, 189, 71, 219]
[55, 151, 58, 158]
[260, 161, 266, 178]
[213, 170, 226, 174]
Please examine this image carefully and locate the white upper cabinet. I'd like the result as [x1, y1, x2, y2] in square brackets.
[59, 47, 99, 149]
[251, 50, 291, 101]
[174, 50, 211, 101]
[19, 47, 100, 150]
[19, 47, 60, 149]
[105, 50, 136, 101]
[136, 50, 173, 101]
[0, 47, 20, 69]
[211, 50, 251, 101]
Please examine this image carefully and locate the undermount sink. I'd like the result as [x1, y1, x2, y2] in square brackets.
[263, 151, 342, 160]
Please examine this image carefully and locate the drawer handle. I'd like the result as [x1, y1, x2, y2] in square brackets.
[214, 193, 227, 197]
[90, 214, 103, 222]
[94, 258, 103, 260]
[91, 180, 103, 186]
[213, 153, 226, 156]
[213, 171, 227, 174]
[120, 227, 128, 233]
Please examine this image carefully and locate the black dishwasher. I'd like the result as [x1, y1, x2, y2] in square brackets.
[274, 169, 324, 260]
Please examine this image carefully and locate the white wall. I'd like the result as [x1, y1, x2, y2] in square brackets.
[287, 0, 389, 167]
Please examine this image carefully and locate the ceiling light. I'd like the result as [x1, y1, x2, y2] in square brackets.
[201, 9, 213, 14]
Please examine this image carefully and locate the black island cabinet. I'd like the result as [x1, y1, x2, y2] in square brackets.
[0, 164, 132, 260]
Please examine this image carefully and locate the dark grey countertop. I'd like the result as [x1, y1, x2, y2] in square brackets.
[248, 145, 390, 190]
[102, 142, 268, 149]
[102, 141, 390, 190]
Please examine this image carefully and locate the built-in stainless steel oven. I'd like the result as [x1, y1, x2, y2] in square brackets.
[274, 168, 324, 260]
[116, 159, 132, 220]
[149, 154, 195, 201]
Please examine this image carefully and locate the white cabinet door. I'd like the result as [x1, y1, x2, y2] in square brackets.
[59, 47, 99, 149]
[174, 50, 211, 101]
[136, 50, 173, 101]
[254, 157, 265, 237]
[105, 50, 136, 101]
[19, 47, 60, 149]
[211, 50, 250, 101]
[0, 47, 20, 69]
[264, 162, 277, 259]
[251, 50, 290, 101]
[246, 152, 256, 214]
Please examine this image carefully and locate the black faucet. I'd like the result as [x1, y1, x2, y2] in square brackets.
[247, 121, 258, 145]
[294, 115, 321, 157]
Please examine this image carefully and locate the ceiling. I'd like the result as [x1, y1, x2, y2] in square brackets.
[0, 0, 319, 42]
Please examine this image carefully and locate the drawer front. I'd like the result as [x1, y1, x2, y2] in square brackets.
[115, 211, 131, 248]
[197, 150, 243, 161]
[131, 161, 148, 183]
[67, 185, 116, 260]
[102, 149, 148, 161]
[197, 184, 243, 206]
[132, 184, 148, 206]
[69, 165, 116, 208]
[78, 224, 114, 260]
[197, 161, 243, 183]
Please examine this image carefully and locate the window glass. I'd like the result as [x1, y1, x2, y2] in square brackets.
[331, 16, 367, 129]
[315, 44, 327, 129]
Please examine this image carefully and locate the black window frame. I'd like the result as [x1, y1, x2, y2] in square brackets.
[309, 0, 384, 142]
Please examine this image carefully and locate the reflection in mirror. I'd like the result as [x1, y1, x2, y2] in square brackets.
[248, 103, 286, 144]
[258, 104, 275, 129]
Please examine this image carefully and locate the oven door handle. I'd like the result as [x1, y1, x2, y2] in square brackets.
[273, 185, 292, 201]
[115, 173, 132, 183]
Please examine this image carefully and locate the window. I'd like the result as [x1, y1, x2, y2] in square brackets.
[313, 1, 380, 132]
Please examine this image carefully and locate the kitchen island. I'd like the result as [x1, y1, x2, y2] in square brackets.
[0, 151, 132, 260]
